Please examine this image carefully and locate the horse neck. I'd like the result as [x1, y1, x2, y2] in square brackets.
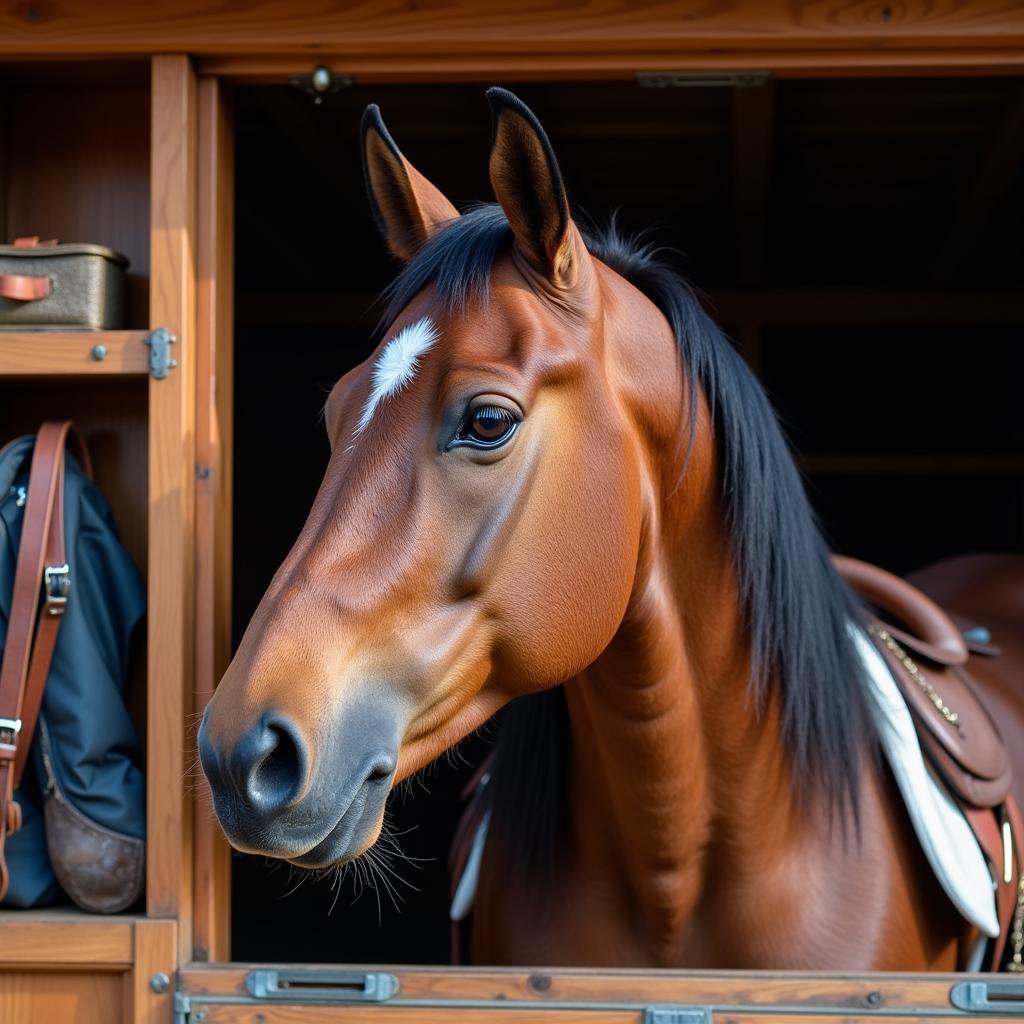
[562, 400, 813, 962]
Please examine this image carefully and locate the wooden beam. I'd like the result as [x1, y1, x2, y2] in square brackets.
[933, 81, 1024, 280]
[732, 78, 775, 285]
[2, 0, 1024, 75]
[193, 75, 235, 966]
[148, 54, 197, 964]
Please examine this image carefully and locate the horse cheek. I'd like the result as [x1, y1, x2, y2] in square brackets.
[497, 430, 641, 690]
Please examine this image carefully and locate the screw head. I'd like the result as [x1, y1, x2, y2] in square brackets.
[311, 65, 332, 93]
[149, 971, 170, 993]
[90, 344, 107, 362]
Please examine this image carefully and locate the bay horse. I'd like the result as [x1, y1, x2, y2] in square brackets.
[199, 88, 1024, 970]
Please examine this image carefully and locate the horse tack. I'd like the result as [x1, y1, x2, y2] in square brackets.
[199, 88, 1024, 972]
[837, 556, 1023, 970]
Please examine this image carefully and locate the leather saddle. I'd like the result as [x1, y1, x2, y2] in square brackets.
[835, 556, 1023, 971]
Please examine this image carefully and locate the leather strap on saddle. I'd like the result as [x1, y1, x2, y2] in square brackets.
[836, 556, 1024, 971]
[0, 422, 89, 901]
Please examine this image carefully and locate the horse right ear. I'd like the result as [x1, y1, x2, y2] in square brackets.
[361, 104, 459, 263]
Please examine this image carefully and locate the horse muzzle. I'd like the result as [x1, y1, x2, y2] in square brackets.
[197, 700, 400, 866]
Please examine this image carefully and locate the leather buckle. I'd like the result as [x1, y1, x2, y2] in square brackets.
[0, 718, 21, 757]
[43, 564, 70, 616]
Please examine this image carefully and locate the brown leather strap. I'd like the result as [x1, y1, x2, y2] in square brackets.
[0, 422, 81, 900]
[0, 275, 50, 301]
[12, 237, 58, 249]
[836, 555, 969, 665]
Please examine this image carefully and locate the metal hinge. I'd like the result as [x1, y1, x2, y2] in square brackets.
[145, 327, 178, 380]
[172, 991, 192, 1024]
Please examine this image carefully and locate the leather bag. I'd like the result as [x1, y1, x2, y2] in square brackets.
[0, 237, 128, 330]
[0, 422, 146, 912]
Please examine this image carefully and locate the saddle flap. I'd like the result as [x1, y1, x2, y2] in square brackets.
[872, 626, 1012, 805]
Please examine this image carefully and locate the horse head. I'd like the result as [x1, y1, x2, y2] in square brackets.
[199, 89, 684, 867]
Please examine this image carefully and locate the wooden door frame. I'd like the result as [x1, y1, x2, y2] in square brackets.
[193, 73, 235, 966]
[149, 53, 198, 966]
[186, 50, 1024, 967]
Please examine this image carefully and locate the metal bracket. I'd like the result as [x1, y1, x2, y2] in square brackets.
[645, 1008, 712, 1024]
[145, 327, 178, 380]
[289, 65, 353, 104]
[245, 968, 399, 1003]
[637, 71, 770, 89]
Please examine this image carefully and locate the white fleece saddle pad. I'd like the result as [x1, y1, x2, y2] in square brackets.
[851, 624, 998, 938]
[452, 629, 1001, 940]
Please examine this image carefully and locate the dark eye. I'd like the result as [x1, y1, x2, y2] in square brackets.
[450, 405, 520, 450]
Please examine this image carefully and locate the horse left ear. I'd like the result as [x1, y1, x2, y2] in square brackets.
[486, 88, 578, 289]
[361, 103, 460, 263]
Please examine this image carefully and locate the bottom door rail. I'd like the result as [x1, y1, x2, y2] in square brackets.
[176, 967, 1024, 1022]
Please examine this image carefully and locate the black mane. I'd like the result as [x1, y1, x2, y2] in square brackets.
[382, 205, 872, 893]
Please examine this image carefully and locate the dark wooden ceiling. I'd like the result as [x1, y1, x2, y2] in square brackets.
[235, 76, 1024, 312]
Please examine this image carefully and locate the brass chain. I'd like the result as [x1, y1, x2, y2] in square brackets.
[870, 627, 962, 734]
[1007, 876, 1024, 972]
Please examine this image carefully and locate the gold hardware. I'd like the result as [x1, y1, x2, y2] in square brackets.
[1008, 876, 1024, 972]
[42, 563, 70, 616]
[870, 627, 962, 734]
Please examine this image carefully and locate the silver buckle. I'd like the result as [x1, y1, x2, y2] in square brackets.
[43, 564, 70, 616]
[0, 718, 21, 754]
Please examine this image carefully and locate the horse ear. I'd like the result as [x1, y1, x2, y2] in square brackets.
[361, 104, 459, 263]
[486, 87, 577, 289]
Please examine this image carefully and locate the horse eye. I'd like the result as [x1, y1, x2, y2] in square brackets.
[451, 405, 519, 450]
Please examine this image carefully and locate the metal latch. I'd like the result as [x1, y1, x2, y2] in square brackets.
[43, 564, 70, 616]
[645, 1009, 711, 1024]
[951, 980, 1024, 1013]
[0, 718, 21, 755]
[245, 969, 399, 1003]
[145, 327, 178, 380]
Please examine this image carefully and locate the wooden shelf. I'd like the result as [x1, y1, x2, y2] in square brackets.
[0, 330, 151, 378]
[0, 908, 143, 966]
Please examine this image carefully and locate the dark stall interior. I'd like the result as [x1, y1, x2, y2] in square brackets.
[230, 77, 1024, 964]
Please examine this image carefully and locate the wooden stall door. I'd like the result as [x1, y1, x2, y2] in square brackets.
[177, 964, 1024, 1022]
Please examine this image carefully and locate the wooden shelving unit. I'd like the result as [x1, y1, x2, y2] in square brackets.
[0, 330, 152, 376]
[0, 56, 189, 1024]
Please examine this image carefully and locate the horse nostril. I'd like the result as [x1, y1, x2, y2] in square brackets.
[242, 717, 306, 813]
[365, 755, 395, 786]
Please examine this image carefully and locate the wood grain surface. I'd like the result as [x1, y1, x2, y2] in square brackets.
[1, 1, 1023, 77]
[192, 73, 235, 966]
[0, 330, 150, 376]
[0, 971, 124, 1024]
[180, 964, 967, 1008]
[0, 910, 134, 965]
[146, 55, 198, 965]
